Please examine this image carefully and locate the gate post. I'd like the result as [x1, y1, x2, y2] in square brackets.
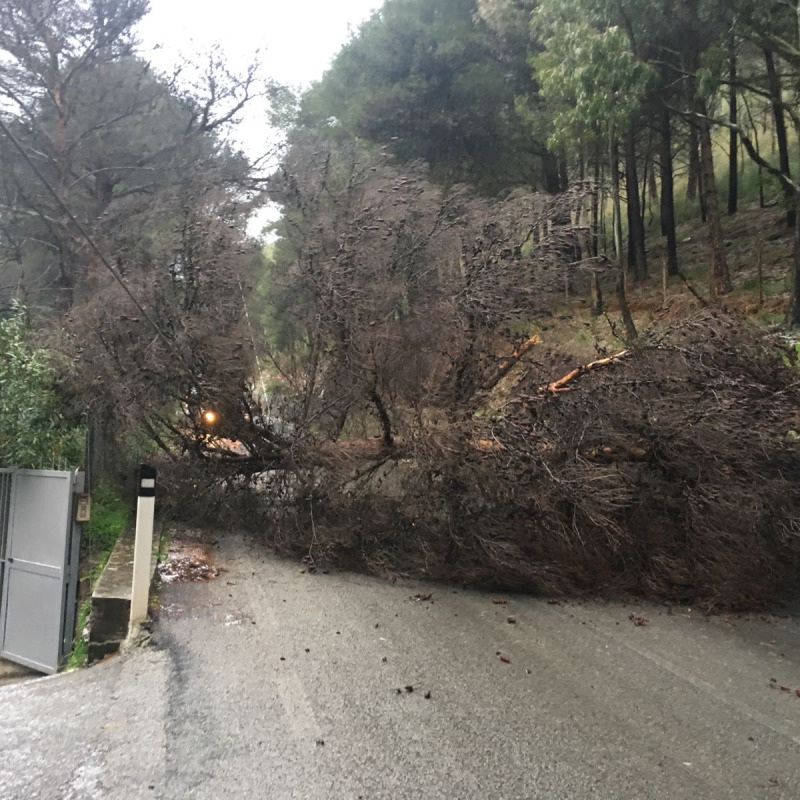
[129, 465, 156, 628]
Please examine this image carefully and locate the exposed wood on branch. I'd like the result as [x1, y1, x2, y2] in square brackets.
[482, 334, 541, 391]
[676, 269, 710, 308]
[545, 350, 631, 393]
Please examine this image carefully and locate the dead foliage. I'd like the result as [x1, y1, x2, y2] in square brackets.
[68, 131, 800, 612]
[271, 310, 800, 610]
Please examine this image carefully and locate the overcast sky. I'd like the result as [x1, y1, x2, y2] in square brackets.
[138, 0, 379, 104]
[137, 1, 380, 232]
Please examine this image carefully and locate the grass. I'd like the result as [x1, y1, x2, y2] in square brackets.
[65, 599, 91, 670]
[518, 194, 798, 369]
[83, 483, 131, 554]
[66, 482, 132, 669]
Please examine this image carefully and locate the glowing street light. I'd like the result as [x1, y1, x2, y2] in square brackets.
[202, 410, 218, 425]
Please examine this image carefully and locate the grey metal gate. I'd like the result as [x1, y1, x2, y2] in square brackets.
[0, 469, 83, 674]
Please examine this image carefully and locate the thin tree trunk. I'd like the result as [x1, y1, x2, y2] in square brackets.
[659, 106, 679, 275]
[611, 138, 624, 265]
[687, 124, 700, 201]
[610, 132, 637, 341]
[558, 149, 569, 191]
[625, 125, 647, 281]
[765, 49, 796, 227]
[542, 151, 561, 194]
[697, 106, 732, 295]
[742, 91, 765, 208]
[788, 121, 800, 325]
[728, 34, 738, 216]
[599, 163, 608, 254]
[591, 273, 603, 316]
[370, 388, 393, 448]
[577, 148, 585, 260]
[591, 149, 601, 257]
[788, 187, 800, 325]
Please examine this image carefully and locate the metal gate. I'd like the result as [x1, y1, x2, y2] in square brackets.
[0, 469, 83, 674]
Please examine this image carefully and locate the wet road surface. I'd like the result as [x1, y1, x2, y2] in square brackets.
[2, 531, 800, 799]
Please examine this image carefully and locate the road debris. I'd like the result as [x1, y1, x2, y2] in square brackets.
[498, 652, 511, 663]
[410, 592, 433, 602]
[492, 598, 508, 605]
[158, 538, 220, 584]
[630, 613, 650, 627]
[507, 616, 517, 624]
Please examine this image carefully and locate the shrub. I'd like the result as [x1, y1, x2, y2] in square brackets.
[0, 305, 84, 469]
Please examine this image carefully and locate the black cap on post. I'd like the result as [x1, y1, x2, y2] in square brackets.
[138, 464, 157, 498]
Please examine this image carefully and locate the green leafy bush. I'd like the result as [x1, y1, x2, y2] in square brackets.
[0, 305, 84, 468]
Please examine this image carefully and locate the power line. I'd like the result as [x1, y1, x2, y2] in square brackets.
[0, 116, 203, 394]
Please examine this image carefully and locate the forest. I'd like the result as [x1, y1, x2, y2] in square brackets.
[1, 0, 800, 609]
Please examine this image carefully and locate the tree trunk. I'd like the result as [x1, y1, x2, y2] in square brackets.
[558, 149, 569, 191]
[659, 106, 679, 275]
[697, 107, 732, 295]
[370, 388, 393, 448]
[611, 133, 637, 341]
[542, 151, 561, 194]
[611, 138, 624, 266]
[787, 118, 800, 325]
[728, 34, 738, 216]
[591, 150, 601, 257]
[625, 126, 647, 281]
[765, 49, 796, 228]
[687, 124, 700, 201]
[788, 190, 800, 325]
[590, 273, 603, 316]
[576, 148, 586, 260]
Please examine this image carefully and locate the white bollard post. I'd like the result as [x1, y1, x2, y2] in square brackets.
[129, 464, 156, 629]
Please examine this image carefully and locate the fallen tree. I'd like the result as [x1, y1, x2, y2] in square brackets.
[258, 309, 800, 610]
[64, 132, 800, 610]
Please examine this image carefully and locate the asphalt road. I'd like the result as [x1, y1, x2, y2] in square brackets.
[2, 531, 800, 799]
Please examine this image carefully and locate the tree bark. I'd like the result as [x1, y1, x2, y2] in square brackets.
[625, 125, 647, 281]
[590, 273, 603, 317]
[788, 120, 800, 325]
[687, 123, 700, 202]
[677, 0, 729, 294]
[765, 49, 796, 228]
[591, 149, 601, 257]
[659, 106, 679, 275]
[558, 149, 569, 191]
[542, 151, 561, 194]
[788, 188, 800, 325]
[697, 106, 732, 295]
[728, 34, 738, 216]
[611, 137, 624, 266]
[610, 133, 637, 341]
[370, 388, 394, 448]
